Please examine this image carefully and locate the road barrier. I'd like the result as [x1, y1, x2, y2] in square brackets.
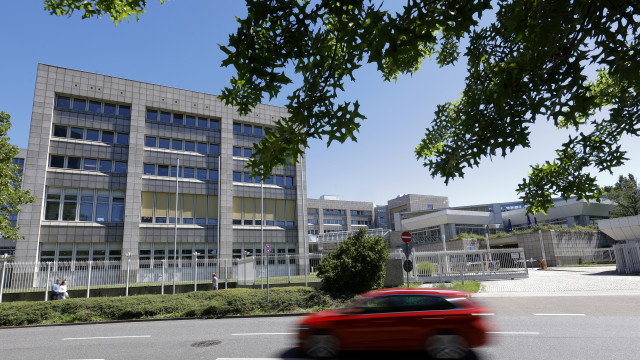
[614, 242, 640, 274]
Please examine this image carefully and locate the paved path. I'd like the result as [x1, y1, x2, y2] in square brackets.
[475, 265, 640, 297]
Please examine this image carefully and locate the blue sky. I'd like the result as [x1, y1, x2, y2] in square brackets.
[1, 1, 638, 207]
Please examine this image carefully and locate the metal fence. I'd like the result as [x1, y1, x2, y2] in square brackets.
[0, 254, 326, 302]
[405, 248, 529, 282]
[614, 242, 640, 274]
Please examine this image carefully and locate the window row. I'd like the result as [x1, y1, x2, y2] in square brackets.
[308, 219, 318, 225]
[140, 243, 219, 262]
[145, 136, 220, 155]
[40, 243, 122, 262]
[232, 171, 294, 187]
[141, 192, 218, 225]
[351, 220, 370, 225]
[50, 155, 127, 173]
[233, 122, 272, 137]
[146, 109, 220, 129]
[53, 125, 129, 145]
[44, 188, 125, 222]
[56, 95, 131, 117]
[232, 197, 296, 227]
[233, 146, 254, 158]
[232, 243, 297, 262]
[143, 163, 219, 181]
[350, 210, 372, 216]
[324, 219, 346, 225]
[323, 209, 346, 215]
[308, 229, 319, 235]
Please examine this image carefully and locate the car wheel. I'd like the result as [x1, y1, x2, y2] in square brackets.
[426, 333, 469, 359]
[306, 331, 340, 359]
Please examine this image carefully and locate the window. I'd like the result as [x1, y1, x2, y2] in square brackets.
[184, 141, 195, 152]
[157, 165, 169, 176]
[111, 197, 125, 222]
[99, 160, 112, 172]
[171, 166, 183, 177]
[209, 144, 220, 155]
[53, 125, 68, 138]
[183, 167, 195, 178]
[104, 103, 116, 115]
[233, 172, 242, 182]
[62, 193, 77, 221]
[171, 139, 183, 151]
[233, 147, 242, 157]
[160, 111, 171, 122]
[101, 131, 114, 143]
[67, 157, 81, 169]
[95, 196, 110, 222]
[209, 170, 218, 181]
[185, 115, 196, 126]
[84, 158, 97, 171]
[243, 124, 252, 135]
[197, 118, 208, 127]
[275, 176, 284, 186]
[285, 176, 294, 187]
[73, 98, 86, 111]
[56, 96, 70, 108]
[116, 133, 129, 145]
[243, 173, 252, 183]
[264, 176, 273, 185]
[118, 105, 131, 117]
[173, 113, 184, 125]
[145, 136, 157, 147]
[243, 148, 252, 158]
[233, 122, 241, 132]
[89, 101, 101, 113]
[50, 155, 65, 168]
[144, 164, 155, 175]
[79, 194, 94, 221]
[197, 142, 207, 154]
[210, 119, 220, 130]
[197, 168, 207, 180]
[158, 138, 170, 149]
[114, 161, 127, 173]
[254, 126, 263, 136]
[146, 110, 158, 121]
[70, 127, 83, 139]
[45, 193, 61, 220]
[86, 129, 100, 141]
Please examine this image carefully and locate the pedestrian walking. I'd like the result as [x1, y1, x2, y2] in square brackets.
[211, 273, 218, 290]
[59, 280, 70, 299]
[51, 278, 61, 300]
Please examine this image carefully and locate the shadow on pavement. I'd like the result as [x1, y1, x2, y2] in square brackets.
[279, 347, 481, 359]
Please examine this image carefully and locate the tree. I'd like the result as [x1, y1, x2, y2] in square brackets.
[0, 112, 36, 241]
[44, 1, 640, 214]
[604, 174, 640, 218]
[315, 229, 389, 298]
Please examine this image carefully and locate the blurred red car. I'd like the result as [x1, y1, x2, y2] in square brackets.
[296, 288, 492, 359]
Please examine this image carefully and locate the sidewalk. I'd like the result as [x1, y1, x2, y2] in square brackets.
[475, 265, 640, 297]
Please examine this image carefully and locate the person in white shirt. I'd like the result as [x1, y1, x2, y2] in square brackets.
[211, 273, 219, 290]
[59, 280, 70, 299]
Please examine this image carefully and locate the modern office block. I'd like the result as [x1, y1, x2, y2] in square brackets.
[387, 194, 449, 230]
[306, 196, 375, 235]
[15, 64, 306, 263]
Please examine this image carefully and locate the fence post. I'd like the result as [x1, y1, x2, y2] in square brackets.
[125, 253, 131, 297]
[287, 255, 291, 283]
[193, 256, 198, 292]
[304, 253, 308, 287]
[86, 261, 92, 298]
[0, 254, 8, 303]
[161, 259, 165, 295]
[45, 262, 51, 301]
[224, 258, 228, 289]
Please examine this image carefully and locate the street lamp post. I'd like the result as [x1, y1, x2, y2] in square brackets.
[173, 157, 180, 295]
[193, 252, 199, 292]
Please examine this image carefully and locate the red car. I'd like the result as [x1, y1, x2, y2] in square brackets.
[296, 288, 492, 359]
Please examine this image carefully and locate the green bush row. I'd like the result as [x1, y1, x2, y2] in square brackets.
[0, 287, 340, 327]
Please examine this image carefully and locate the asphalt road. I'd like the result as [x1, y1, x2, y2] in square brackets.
[1, 295, 639, 360]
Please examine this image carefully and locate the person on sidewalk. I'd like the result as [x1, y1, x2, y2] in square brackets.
[59, 280, 70, 299]
[211, 273, 219, 290]
[51, 278, 61, 300]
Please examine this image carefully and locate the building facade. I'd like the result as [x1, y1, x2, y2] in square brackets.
[387, 194, 449, 230]
[306, 196, 375, 235]
[15, 64, 306, 263]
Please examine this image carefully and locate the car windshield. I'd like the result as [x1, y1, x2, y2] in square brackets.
[343, 296, 372, 310]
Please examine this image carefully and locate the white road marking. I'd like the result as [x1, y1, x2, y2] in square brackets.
[62, 335, 151, 341]
[534, 313, 586, 316]
[488, 331, 540, 335]
[231, 332, 295, 336]
[472, 313, 495, 316]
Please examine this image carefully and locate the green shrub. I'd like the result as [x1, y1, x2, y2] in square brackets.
[416, 261, 437, 275]
[316, 229, 389, 298]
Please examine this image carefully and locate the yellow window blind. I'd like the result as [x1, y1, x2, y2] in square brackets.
[286, 200, 296, 221]
[156, 193, 168, 217]
[276, 200, 285, 221]
[141, 192, 154, 217]
[196, 195, 207, 218]
[183, 194, 194, 218]
[208, 195, 218, 219]
[169, 194, 177, 218]
[244, 198, 254, 220]
[233, 197, 242, 220]
[265, 199, 275, 221]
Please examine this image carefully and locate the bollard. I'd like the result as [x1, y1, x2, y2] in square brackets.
[45, 262, 52, 301]
[161, 260, 165, 295]
[287, 255, 291, 284]
[86, 261, 92, 298]
[193, 257, 198, 292]
[460, 269, 465, 285]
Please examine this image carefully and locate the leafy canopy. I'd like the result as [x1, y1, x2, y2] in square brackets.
[0, 112, 36, 241]
[44, 1, 640, 214]
[316, 229, 389, 298]
[604, 174, 640, 219]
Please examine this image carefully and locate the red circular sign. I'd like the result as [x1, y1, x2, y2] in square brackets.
[401, 232, 412, 243]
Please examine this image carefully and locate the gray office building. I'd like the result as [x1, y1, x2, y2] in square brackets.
[306, 195, 375, 235]
[387, 194, 449, 230]
[15, 64, 306, 263]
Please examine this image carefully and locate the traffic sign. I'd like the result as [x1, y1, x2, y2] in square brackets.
[401, 242, 414, 258]
[403, 259, 413, 272]
[401, 231, 412, 243]
[265, 244, 271, 253]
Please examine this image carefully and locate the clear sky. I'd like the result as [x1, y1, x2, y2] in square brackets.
[1, 1, 638, 207]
